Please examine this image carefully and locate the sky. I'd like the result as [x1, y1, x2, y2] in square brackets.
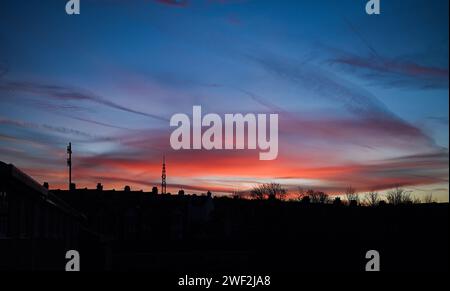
[0, 0, 448, 201]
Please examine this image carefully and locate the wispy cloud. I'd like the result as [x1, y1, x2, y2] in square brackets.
[0, 80, 169, 122]
[247, 52, 392, 117]
[329, 52, 449, 89]
[247, 52, 434, 146]
[0, 117, 116, 143]
[69, 115, 134, 130]
[330, 19, 449, 90]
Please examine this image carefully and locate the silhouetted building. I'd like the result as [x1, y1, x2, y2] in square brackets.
[51, 185, 215, 242]
[333, 197, 342, 205]
[301, 196, 310, 204]
[1, 161, 448, 272]
[0, 161, 102, 270]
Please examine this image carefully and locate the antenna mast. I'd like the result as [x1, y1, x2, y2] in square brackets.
[67, 142, 72, 190]
[161, 155, 167, 194]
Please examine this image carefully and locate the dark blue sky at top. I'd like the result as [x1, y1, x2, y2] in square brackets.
[0, 0, 448, 199]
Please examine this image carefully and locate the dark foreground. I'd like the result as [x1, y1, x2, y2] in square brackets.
[0, 161, 448, 271]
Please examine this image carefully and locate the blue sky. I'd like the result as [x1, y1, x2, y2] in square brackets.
[0, 0, 448, 200]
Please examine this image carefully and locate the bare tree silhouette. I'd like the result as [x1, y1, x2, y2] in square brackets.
[386, 186, 412, 205]
[424, 193, 436, 204]
[251, 183, 287, 200]
[266, 183, 287, 200]
[307, 189, 319, 203]
[250, 185, 265, 200]
[364, 191, 380, 207]
[297, 187, 306, 201]
[305, 189, 330, 204]
[318, 192, 330, 204]
[345, 186, 359, 205]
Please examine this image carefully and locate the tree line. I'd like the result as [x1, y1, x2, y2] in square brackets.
[247, 183, 437, 206]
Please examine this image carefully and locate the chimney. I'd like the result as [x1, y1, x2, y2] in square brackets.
[43, 182, 49, 189]
[96, 183, 103, 191]
[124, 185, 131, 192]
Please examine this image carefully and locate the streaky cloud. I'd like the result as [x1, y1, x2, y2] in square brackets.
[329, 52, 449, 90]
[0, 80, 169, 122]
